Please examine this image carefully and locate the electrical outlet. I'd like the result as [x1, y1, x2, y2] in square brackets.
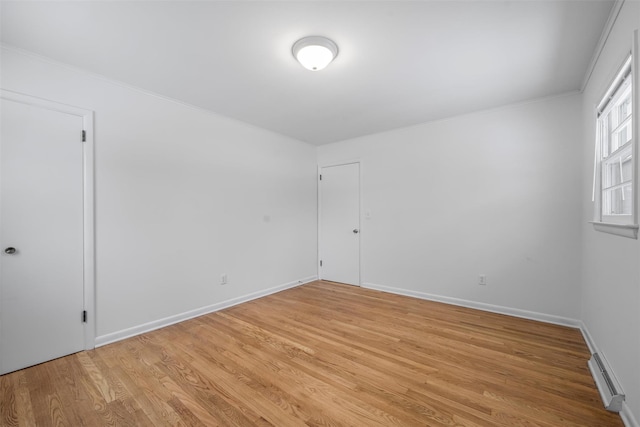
[221, 274, 228, 285]
[479, 274, 487, 285]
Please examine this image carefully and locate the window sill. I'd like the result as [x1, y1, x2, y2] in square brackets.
[590, 221, 639, 239]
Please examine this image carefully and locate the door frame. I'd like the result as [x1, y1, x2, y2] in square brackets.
[317, 160, 362, 285]
[1, 89, 96, 350]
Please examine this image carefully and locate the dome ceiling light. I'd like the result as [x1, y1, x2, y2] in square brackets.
[292, 36, 338, 71]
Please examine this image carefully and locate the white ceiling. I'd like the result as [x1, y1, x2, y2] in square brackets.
[1, 1, 613, 145]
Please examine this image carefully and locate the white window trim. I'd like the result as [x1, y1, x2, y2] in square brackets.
[590, 221, 638, 239]
[591, 30, 639, 239]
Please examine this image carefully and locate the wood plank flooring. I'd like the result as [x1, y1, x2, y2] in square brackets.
[1, 281, 624, 426]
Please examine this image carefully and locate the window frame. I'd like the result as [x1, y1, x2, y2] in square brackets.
[599, 71, 633, 223]
[591, 32, 639, 239]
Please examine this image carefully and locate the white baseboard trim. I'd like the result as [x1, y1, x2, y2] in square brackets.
[580, 321, 638, 427]
[363, 283, 637, 425]
[579, 321, 598, 354]
[95, 275, 317, 347]
[361, 282, 581, 328]
[621, 403, 640, 427]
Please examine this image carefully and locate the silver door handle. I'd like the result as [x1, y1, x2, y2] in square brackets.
[353, 229, 359, 234]
[4, 247, 16, 254]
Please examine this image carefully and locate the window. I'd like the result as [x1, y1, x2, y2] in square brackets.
[592, 53, 638, 238]
[600, 58, 632, 219]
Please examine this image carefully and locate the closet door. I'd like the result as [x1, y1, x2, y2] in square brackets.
[1, 96, 86, 374]
[319, 162, 360, 286]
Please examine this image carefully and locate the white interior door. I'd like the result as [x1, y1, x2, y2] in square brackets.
[1, 97, 86, 374]
[319, 162, 360, 286]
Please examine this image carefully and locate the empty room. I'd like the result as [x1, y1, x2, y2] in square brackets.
[1, 0, 639, 426]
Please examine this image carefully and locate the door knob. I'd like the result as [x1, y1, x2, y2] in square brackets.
[353, 229, 359, 234]
[4, 247, 16, 254]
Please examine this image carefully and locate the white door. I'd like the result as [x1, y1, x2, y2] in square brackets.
[1, 97, 86, 374]
[319, 163, 360, 286]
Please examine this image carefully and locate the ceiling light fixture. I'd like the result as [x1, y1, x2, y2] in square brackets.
[292, 36, 338, 71]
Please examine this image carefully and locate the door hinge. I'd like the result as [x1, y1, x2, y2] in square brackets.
[82, 130, 86, 142]
[82, 310, 87, 323]
[320, 260, 323, 267]
[319, 174, 322, 180]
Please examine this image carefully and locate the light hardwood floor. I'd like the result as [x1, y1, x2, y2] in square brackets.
[1, 281, 624, 426]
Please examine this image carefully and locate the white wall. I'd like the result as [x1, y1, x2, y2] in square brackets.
[4, 15, 638, 421]
[318, 93, 583, 322]
[1, 47, 318, 340]
[581, 1, 640, 424]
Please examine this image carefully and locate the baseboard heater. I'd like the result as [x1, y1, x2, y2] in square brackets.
[588, 353, 625, 412]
